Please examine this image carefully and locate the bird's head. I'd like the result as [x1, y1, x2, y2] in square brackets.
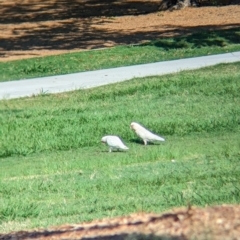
[101, 136, 107, 144]
[130, 122, 139, 132]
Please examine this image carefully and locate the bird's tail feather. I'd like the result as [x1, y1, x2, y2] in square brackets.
[155, 135, 165, 141]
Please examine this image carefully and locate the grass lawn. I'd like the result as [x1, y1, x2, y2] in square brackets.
[0, 27, 240, 82]
[0, 62, 240, 233]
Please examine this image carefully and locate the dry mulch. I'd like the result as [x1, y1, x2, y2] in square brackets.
[1, 205, 240, 240]
[0, 0, 239, 61]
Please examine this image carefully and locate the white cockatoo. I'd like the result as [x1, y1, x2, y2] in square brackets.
[101, 135, 129, 152]
[130, 122, 165, 145]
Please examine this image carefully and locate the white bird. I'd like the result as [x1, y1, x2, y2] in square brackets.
[130, 122, 165, 145]
[101, 135, 129, 152]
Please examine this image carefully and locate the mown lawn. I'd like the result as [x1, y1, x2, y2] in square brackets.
[0, 62, 239, 233]
[0, 27, 240, 82]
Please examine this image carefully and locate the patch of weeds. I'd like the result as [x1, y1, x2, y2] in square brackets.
[21, 63, 55, 74]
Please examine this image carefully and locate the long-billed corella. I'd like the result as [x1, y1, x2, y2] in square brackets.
[101, 135, 129, 152]
[130, 122, 165, 145]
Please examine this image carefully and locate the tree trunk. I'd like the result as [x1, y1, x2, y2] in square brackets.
[159, 0, 198, 10]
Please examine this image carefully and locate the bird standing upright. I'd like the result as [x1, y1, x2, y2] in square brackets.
[130, 122, 165, 145]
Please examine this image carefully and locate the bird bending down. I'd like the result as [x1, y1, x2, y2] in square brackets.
[101, 135, 129, 152]
[130, 122, 165, 145]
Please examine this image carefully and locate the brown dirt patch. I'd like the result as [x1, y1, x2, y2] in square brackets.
[0, 1, 239, 62]
[1, 205, 240, 240]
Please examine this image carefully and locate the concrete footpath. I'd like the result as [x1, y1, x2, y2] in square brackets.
[0, 51, 240, 100]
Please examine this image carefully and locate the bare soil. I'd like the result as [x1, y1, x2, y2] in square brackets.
[0, 1, 239, 61]
[1, 205, 240, 240]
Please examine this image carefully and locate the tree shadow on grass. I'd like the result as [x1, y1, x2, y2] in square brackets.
[141, 25, 240, 49]
[0, 22, 239, 55]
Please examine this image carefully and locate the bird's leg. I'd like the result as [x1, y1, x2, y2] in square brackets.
[109, 147, 112, 153]
[143, 140, 147, 145]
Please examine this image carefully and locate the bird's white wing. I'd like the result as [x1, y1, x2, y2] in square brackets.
[139, 126, 165, 142]
[107, 136, 129, 150]
[145, 129, 164, 141]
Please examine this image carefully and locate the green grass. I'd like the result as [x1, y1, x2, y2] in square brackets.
[0, 62, 240, 233]
[0, 27, 240, 82]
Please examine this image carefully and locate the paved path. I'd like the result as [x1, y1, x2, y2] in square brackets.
[0, 52, 240, 100]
